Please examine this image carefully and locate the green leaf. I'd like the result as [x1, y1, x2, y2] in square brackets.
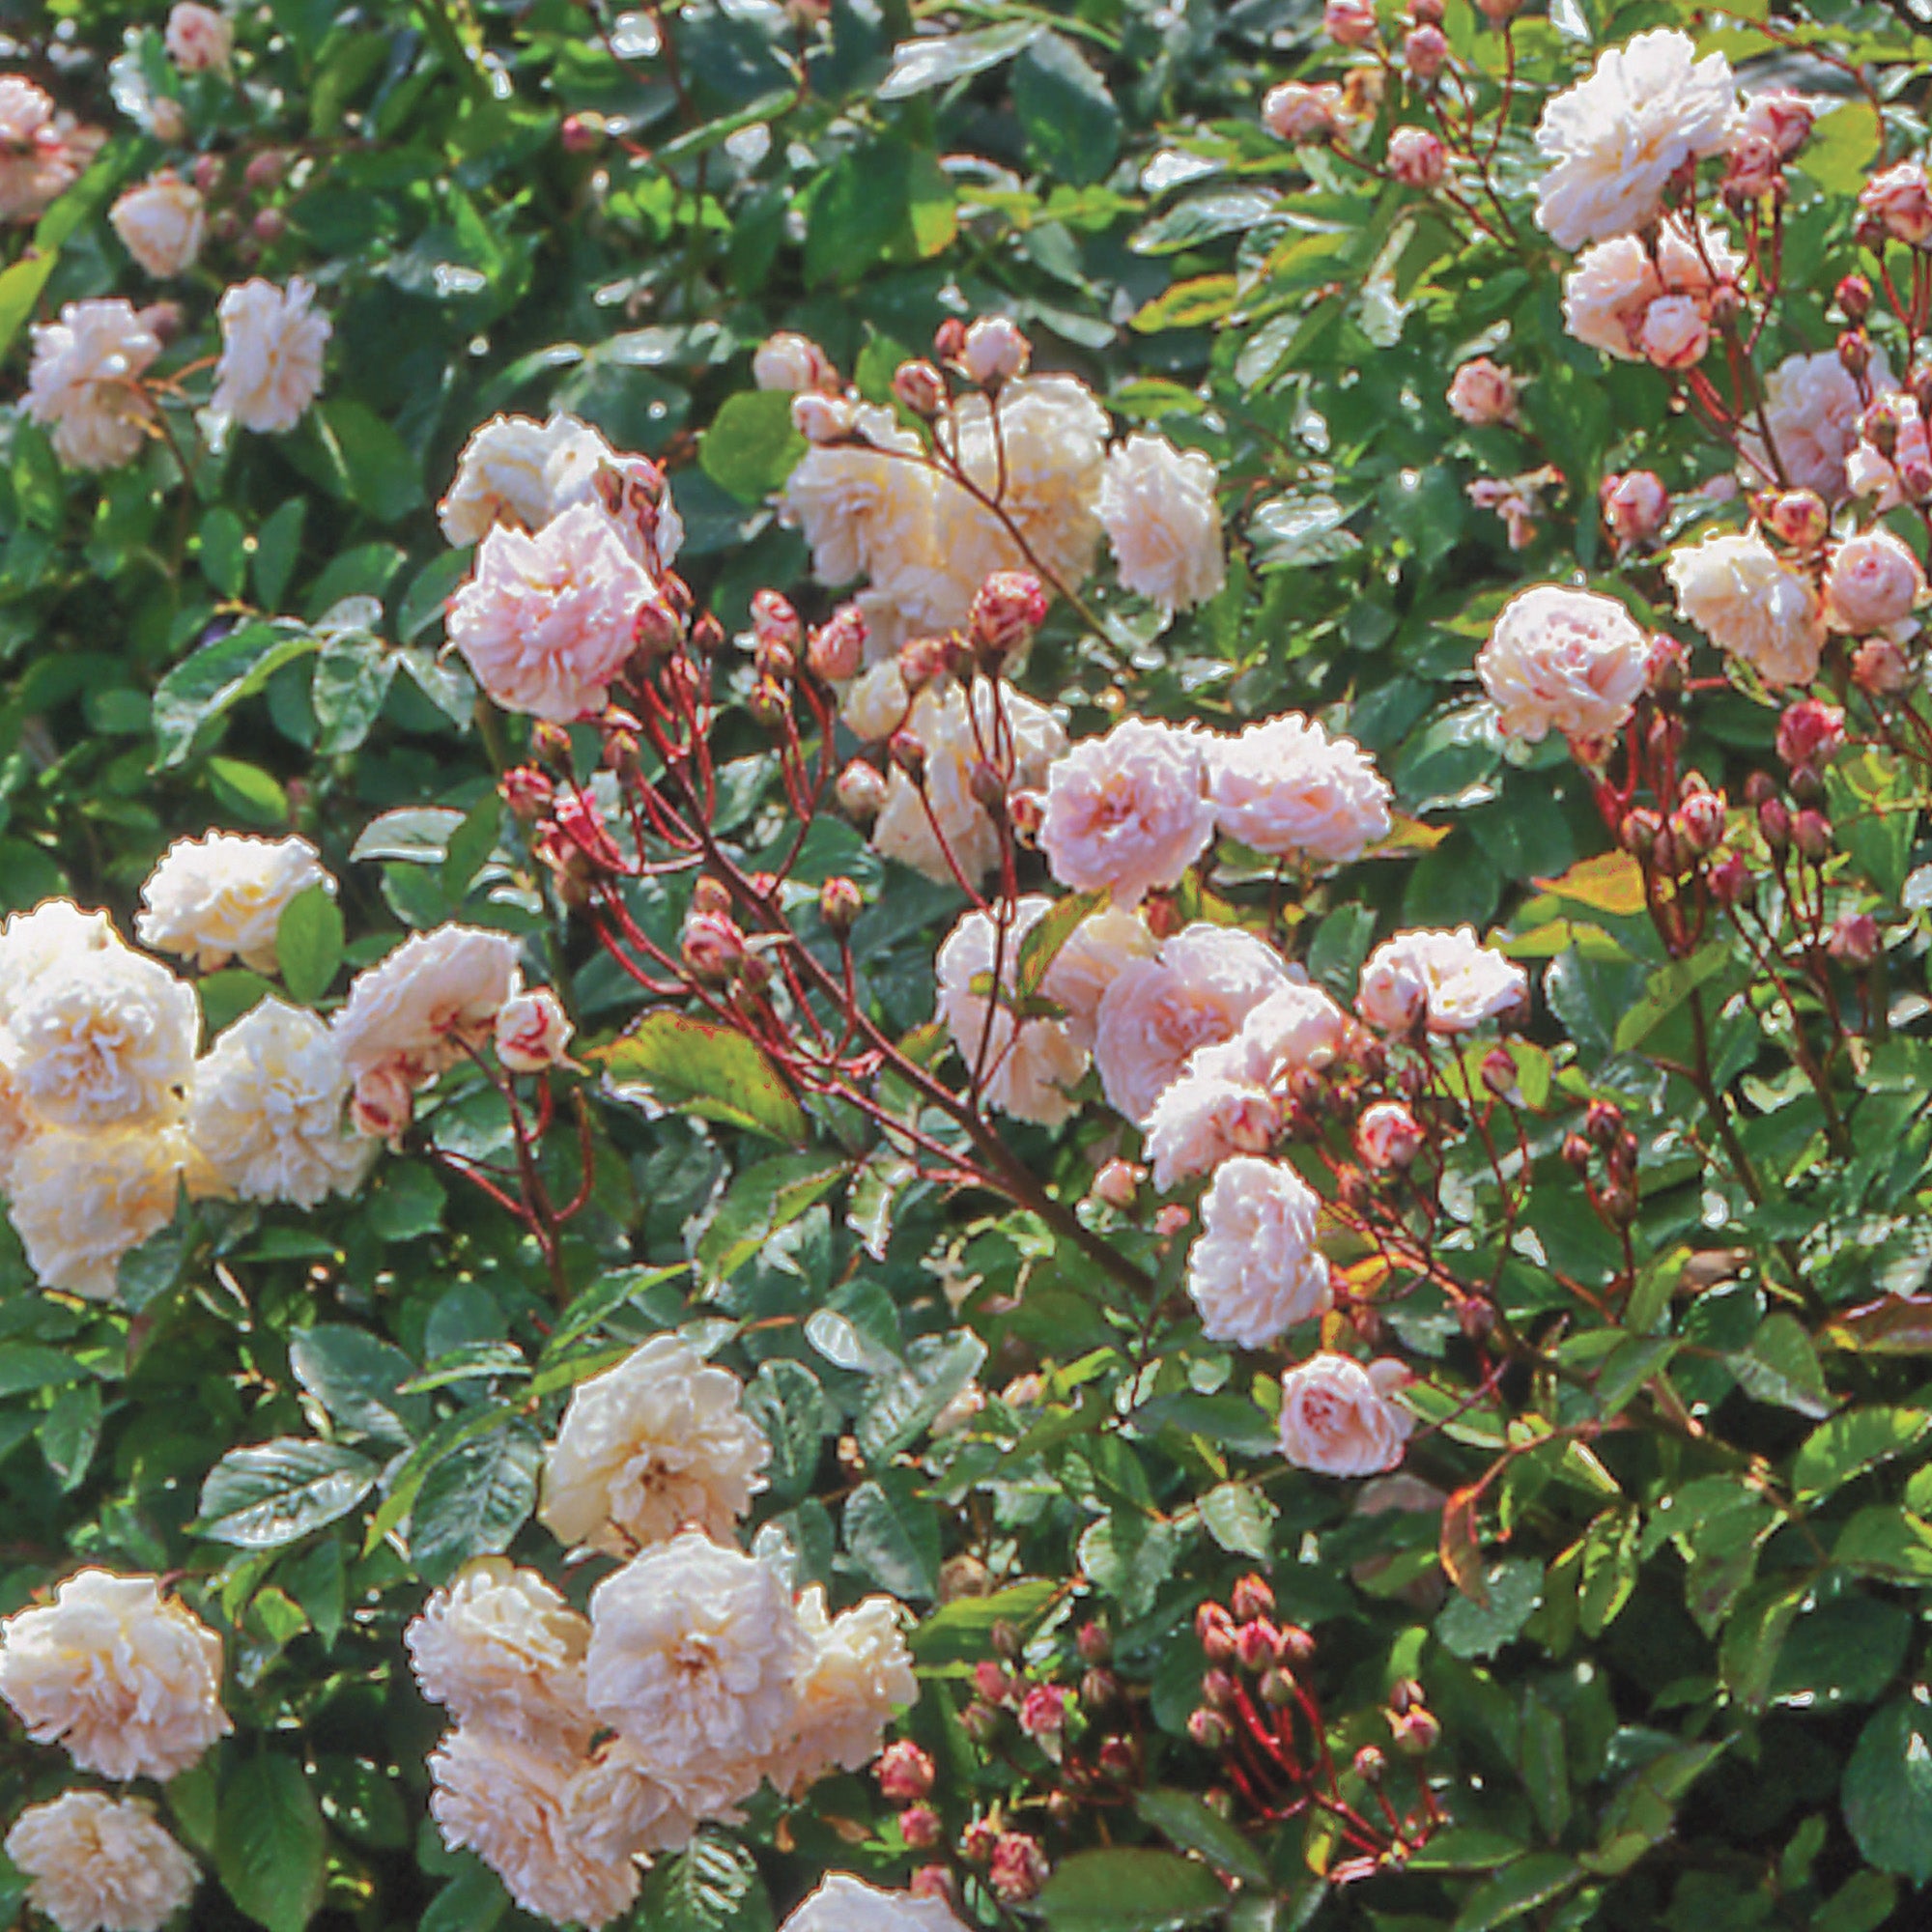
[598, 1010, 809, 1143]
[0, 252, 56, 368]
[1013, 889, 1106, 1001]
[217, 1756, 327, 1932]
[1198, 1482, 1276, 1560]
[844, 1469, 941, 1601]
[317, 399, 423, 522]
[1435, 1557, 1543, 1659]
[419, 1861, 508, 1932]
[908, 1579, 1058, 1662]
[276, 886, 345, 1005]
[152, 622, 319, 767]
[408, 1423, 543, 1585]
[1135, 1788, 1269, 1889]
[639, 1832, 775, 1932]
[207, 757, 290, 826]
[311, 636, 397, 756]
[856, 1330, 988, 1464]
[0, 1344, 91, 1397]
[696, 1153, 846, 1287]
[877, 21, 1040, 98]
[196, 1439, 380, 1548]
[1792, 1406, 1930, 1500]
[1843, 1697, 1932, 1885]
[252, 499, 308, 611]
[1012, 32, 1120, 186]
[743, 1360, 830, 1503]
[1035, 1848, 1227, 1932]
[288, 1324, 428, 1444]
[1451, 1853, 1582, 1932]
[1728, 1313, 1833, 1418]
[699, 390, 808, 505]
[199, 507, 249, 598]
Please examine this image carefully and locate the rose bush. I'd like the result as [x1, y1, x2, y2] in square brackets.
[0, 2, 1927, 1931]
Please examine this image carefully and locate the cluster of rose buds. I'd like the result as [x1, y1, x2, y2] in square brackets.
[1561, 1097, 1642, 1232]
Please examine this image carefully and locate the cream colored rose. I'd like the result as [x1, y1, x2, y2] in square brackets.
[539, 1333, 770, 1556]
[1098, 433, 1226, 613]
[1357, 927, 1527, 1035]
[841, 660, 911, 741]
[1040, 719, 1216, 907]
[495, 988, 574, 1072]
[26, 299, 161, 471]
[5, 1791, 198, 1932]
[5, 1126, 191, 1299]
[1741, 349, 1889, 501]
[1201, 981, 1353, 1091]
[405, 1557, 594, 1749]
[1208, 713, 1392, 864]
[109, 174, 205, 278]
[1824, 527, 1925, 634]
[7, 946, 197, 1130]
[1044, 908, 1156, 1049]
[332, 923, 523, 1090]
[0, 1570, 230, 1780]
[1476, 584, 1650, 744]
[583, 1530, 807, 1793]
[437, 411, 613, 548]
[935, 897, 1089, 1127]
[185, 999, 369, 1208]
[1533, 29, 1738, 249]
[208, 277, 329, 437]
[1277, 1353, 1414, 1475]
[1185, 1155, 1332, 1348]
[761, 1589, 917, 1798]
[1665, 529, 1826, 686]
[136, 831, 332, 974]
[1144, 1069, 1279, 1192]
[0, 899, 120, 1028]
[782, 1875, 971, 1932]
[428, 1728, 641, 1931]
[1092, 922, 1292, 1123]
[781, 405, 924, 589]
[1560, 237, 1660, 359]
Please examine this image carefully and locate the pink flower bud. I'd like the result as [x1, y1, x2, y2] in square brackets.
[1474, 0, 1521, 21]
[836, 759, 889, 821]
[971, 570, 1049, 660]
[1792, 808, 1833, 861]
[807, 602, 867, 681]
[1639, 295, 1710, 369]
[1388, 1705, 1441, 1754]
[1076, 1620, 1112, 1663]
[819, 875, 864, 936]
[1154, 1204, 1190, 1237]
[1235, 1621, 1277, 1672]
[351, 1063, 415, 1144]
[960, 1819, 999, 1862]
[989, 1834, 1048, 1903]
[1187, 1707, 1232, 1750]
[974, 1660, 1014, 1705]
[1404, 23, 1447, 76]
[1355, 1099, 1424, 1170]
[1355, 1745, 1386, 1782]
[910, 1868, 956, 1905]
[876, 1739, 936, 1803]
[1195, 1602, 1236, 1659]
[1674, 782, 1726, 855]
[681, 911, 746, 982]
[560, 112, 606, 154]
[495, 988, 573, 1073]
[1018, 1684, 1068, 1738]
[1600, 470, 1668, 545]
[1744, 87, 1814, 158]
[499, 765, 554, 822]
[1263, 80, 1341, 143]
[1446, 356, 1518, 426]
[897, 635, 952, 694]
[750, 588, 801, 650]
[1760, 487, 1829, 550]
[1723, 133, 1781, 201]
[1325, 0, 1378, 43]
[1776, 699, 1845, 770]
[1091, 1158, 1142, 1209]
[1387, 125, 1445, 187]
[791, 391, 856, 442]
[1861, 160, 1932, 248]
[959, 316, 1030, 388]
[1836, 272, 1874, 323]
[1828, 911, 1880, 965]
[892, 358, 948, 416]
[900, 1804, 942, 1849]
[932, 317, 967, 363]
[1706, 849, 1751, 906]
[250, 207, 286, 243]
[1853, 637, 1913, 693]
[192, 154, 225, 195]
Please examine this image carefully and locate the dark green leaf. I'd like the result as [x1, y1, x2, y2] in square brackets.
[1036, 1848, 1227, 1932]
[196, 1439, 380, 1548]
[216, 1756, 327, 1932]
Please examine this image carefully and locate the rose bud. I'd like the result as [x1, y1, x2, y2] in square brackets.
[1479, 1045, 1518, 1097]
[1836, 272, 1874, 323]
[1706, 849, 1752, 906]
[1839, 329, 1872, 377]
[681, 911, 746, 982]
[748, 675, 788, 726]
[1018, 1684, 1068, 1737]
[1459, 1295, 1497, 1342]
[1277, 1625, 1316, 1666]
[1389, 1706, 1442, 1754]
[1090, 1158, 1142, 1209]
[1585, 1098, 1622, 1145]
[892, 357, 948, 416]
[989, 1834, 1048, 1904]
[1760, 488, 1829, 549]
[971, 569, 1049, 662]
[1153, 1203, 1191, 1237]
[1355, 1098, 1424, 1170]
[877, 1740, 936, 1804]
[819, 875, 864, 936]
[960, 1702, 1001, 1744]
[974, 1660, 1014, 1706]
[1757, 796, 1792, 851]
[1600, 469, 1669, 545]
[960, 315, 1031, 388]
[1404, 22, 1447, 76]
[1354, 1746, 1386, 1783]
[807, 602, 867, 682]
[1235, 1621, 1278, 1672]
[1230, 1573, 1275, 1622]
[835, 759, 889, 823]
[1195, 1601, 1236, 1654]
[1674, 783, 1726, 855]
[1829, 911, 1881, 966]
[1776, 698, 1846, 770]
[351, 1064, 414, 1144]
[1445, 356, 1519, 426]
[1009, 787, 1045, 843]
[1475, 0, 1522, 20]
[1562, 1129, 1594, 1172]
[560, 111, 606, 153]
[1263, 80, 1342, 142]
[1076, 1620, 1112, 1664]
[1201, 1667, 1239, 1712]
[960, 1818, 999, 1862]
[897, 634, 952, 694]
[1187, 1707, 1233, 1750]
[495, 988, 574, 1073]
[1792, 808, 1833, 861]
[791, 391, 857, 442]
[192, 153, 225, 195]
[1325, 0, 1378, 43]
[1097, 1736, 1137, 1779]
[1854, 637, 1914, 693]
[932, 316, 967, 362]
[887, 728, 926, 784]
[1645, 632, 1689, 694]
[1619, 806, 1661, 855]
[900, 1804, 942, 1849]
[1387, 125, 1446, 187]
[749, 587, 800, 648]
[910, 1869, 957, 1906]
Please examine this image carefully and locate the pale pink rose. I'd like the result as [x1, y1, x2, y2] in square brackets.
[1824, 527, 1925, 634]
[25, 299, 161, 471]
[1039, 719, 1215, 907]
[1093, 922, 1291, 1122]
[1278, 1353, 1414, 1475]
[1654, 213, 1747, 295]
[752, 332, 836, 393]
[0, 76, 78, 225]
[1044, 908, 1156, 1050]
[1740, 88, 1812, 156]
[959, 316, 1030, 387]
[1199, 981, 1353, 1090]
[791, 391, 858, 443]
[497, 988, 574, 1071]
[166, 1, 233, 71]
[1097, 434, 1225, 613]
[1325, 0, 1378, 43]
[936, 897, 1088, 1126]
[1355, 1099, 1423, 1170]
[334, 923, 524, 1089]
[1263, 82, 1342, 143]
[1533, 29, 1738, 250]
[1207, 714, 1392, 865]
[1445, 357, 1520, 426]
[1358, 927, 1527, 1035]
[1185, 1156, 1331, 1348]
[1600, 470, 1669, 545]
[1387, 127, 1446, 188]
[1143, 1069, 1279, 1191]
[448, 501, 654, 721]
[350, 1063, 414, 1143]
[1742, 349, 1891, 500]
[109, 173, 205, 277]
[1476, 584, 1649, 744]
[1665, 529, 1826, 686]
[208, 277, 330, 436]
[1847, 393, 1928, 510]
[1638, 295, 1709, 369]
[1862, 161, 1932, 247]
[1561, 236, 1662, 359]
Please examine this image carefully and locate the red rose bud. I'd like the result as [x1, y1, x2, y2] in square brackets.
[1009, 787, 1045, 843]
[1276, 1625, 1316, 1666]
[1018, 1684, 1068, 1737]
[1479, 1045, 1518, 1097]
[1854, 637, 1913, 693]
[1757, 796, 1791, 851]
[750, 588, 801, 650]
[1706, 849, 1752, 906]
[192, 153, 225, 194]
[1760, 488, 1829, 549]
[819, 875, 864, 936]
[806, 602, 867, 682]
[1404, 21, 1447, 75]
[1389, 1706, 1442, 1754]
[1619, 806, 1661, 855]
[1081, 1666, 1120, 1709]
[900, 1804, 942, 1849]
[892, 358, 948, 417]
[876, 1740, 936, 1803]
[1674, 783, 1726, 855]
[1836, 272, 1874, 323]
[499, 765, 553, 822]
[1776, 698, 1845, 770]
[971, 570, 1050, 662]
[1195, 1601, 1236, 1654]
[1792, 808, 1833, 861]
[681, 912, 745, 982]
[989, 1833, 1048, 1904]
[1201, 1667, 1239, 1710]
[1097, 1736, 1137, 1779]
[1645, 632, 1689, 695]
[1583, 1099, 1623, 1147]
[1187, 1707, 1233, 1750]
[1090, 1159, 1143, 1209]
[1354, 1746, 1386, 1783]
[560, 111, 606, 153]
[897, 635, 952, 695]
[1077, 1620, 1112, 1664]
[1562, 1130, 1594, 1172]
[932, 317, 968, 363]
[1235, 1621, 1278, 1673]
[1838, 330, 1871, 377]
[910, 1869, 957, 1906]
[1230, 1573, 1276, 1622]
[1829, 911, 1880, 965]
[973, 1660, 1014, 1704]
[960, 1819, 999, 1862]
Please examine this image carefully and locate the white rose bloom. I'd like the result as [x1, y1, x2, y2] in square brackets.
[0, 76, 79, 225]
[428, 1728, 641, 1931]
[1533, 29, 1738, 249]
[26, 300, 161, 471]
[1278, 1353, 1414, 1476]
[1740, 349, 1890, 501]
[1045, 908, 1156, 1050]
[136, 831, 332, 974]
[752, 332, 832, 392]
[840, 660, 911, 740]
[1144, 1068, 1279, 1191]
[1357, 927, 1528, 1036]
[405, 1557, 594, 1749]
[5, 1791, 198, 1932]
[1208, 714, 1392, 864]
[332, 923, 523, 1089]
[1476, 584, 1651, 743]
[1560, 236, 1662, 359]
[108, 174, 205, 278]
[540, 1333, 770, 1557]
[761, 1589, 917, 1798]
[7, 946, 197, 1130]
[565, 1738, 718, 1861]
[438, 411, 612, 548]
[0, 900, 120, 1028]
[1098, 433, 1226, 613]
[781, 1875, 971, 1932]
[1185, 1155, 1332, 1348]
[1664, 529, 1826, 687]
[782, 405, 924, 589]
[1202, 981, 1354, 1090]
[207, 277, 330, 437]
[186, 999, 368, 1207]
[583, 1530, 807, 1793]
[1093, 922, 1293, 1123]
[5, 1126, 191, 1299]
[164, 1, 233, 71]
[872, 681, 1065, 886]
[935, 896, 1089, 1127]
[0, 1571, 230, 1781]
[1040, 718, 1217, 908]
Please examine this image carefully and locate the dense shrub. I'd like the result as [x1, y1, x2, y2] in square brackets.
[0, 2, 1926, 1931]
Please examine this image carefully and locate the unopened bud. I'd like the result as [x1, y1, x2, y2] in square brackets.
[971, 570, 1049, 663]
[1354, 1746, 1386, 1783]
[681, 911, 745, 983]
[499, 765, 554, 822]
[1479, 1045, 1517, 1097]
[932, 317, 967, 363]
[1459, 1296, 1496, 1343]
[1854, 637, 1913, 693]
[1792, 808, 1833, 861]
[900, 1804, 941, 1849]
[1829, 911, 1880, 965]
[967, 759, 1007, 813]
[1276, 1625, 1316, 1666]
[836, 759, 889, 822]
[888, 729, 926, 783]
[1706, 849, 1752, 907]
[1080, 1666, 1120, 1709]
[1838, 329, 1871, 377]
[1097, 1735, 1137, 1780]
[1259, 1667, 1296, 1707]
[750, 588, 801, 650]
[1836, 272, 1873, 323]
[1674, 783, 1726, 855]
[1757, 796, 1791, 850]
[1091, 1159, 1142, 1209]
[959, 315, 1031, 388]
[820, 875, 864, 936]
[1076, 1620, 1112, 1664]
[1235, 1621, 1278, 1672]
[560, 111, 606, 153]
[876, 1740, 936, 1803]
[1389, 1706, 1441, 1754]
[192, 154, 224, 195]
[1562, 1130, 1593, 1173]
[250, 207, 285, 243]
[897, 635, 952, 694]
[892, 358, 948, 417]
[1760, 488, 1829, 549]
[807, 602, 867, 682]
[1187, 1707, 1232, 1751]
[1404, 22, 1447, 76]
[990, 1618, 1021, 1660]
[242, 150, 285, 191]
[748, 675, 787, 726]
[1619, 807, 1661, 855]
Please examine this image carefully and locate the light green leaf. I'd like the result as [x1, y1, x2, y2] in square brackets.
[275, 886, 345, 1006]
[598, 1010, 809, 1143]
[216, 1756, 326, 1932]
[1036, 1848, 1227, 1932]
[698, 389, 809, 504]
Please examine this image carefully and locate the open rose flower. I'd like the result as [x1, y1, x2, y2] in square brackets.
[1278, 1353, 1414, 1475]
[1039, 718, 1215, 907]
[109, 173, 205, 277]
[26, 299, 161, 471]
[1476, 584, 1649, 744]
[1097, 433, 1226, 613]
[1186, 1155, 1332, 1347]
[1144, 1067, 1280, 1191]
[1823, 527, 1925, 635]
[1665, 529, 1827, 686]
[207, 277, 330, 436]
[1208, 714, 1392, 865]
[1358, 927, 1527, 1035]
